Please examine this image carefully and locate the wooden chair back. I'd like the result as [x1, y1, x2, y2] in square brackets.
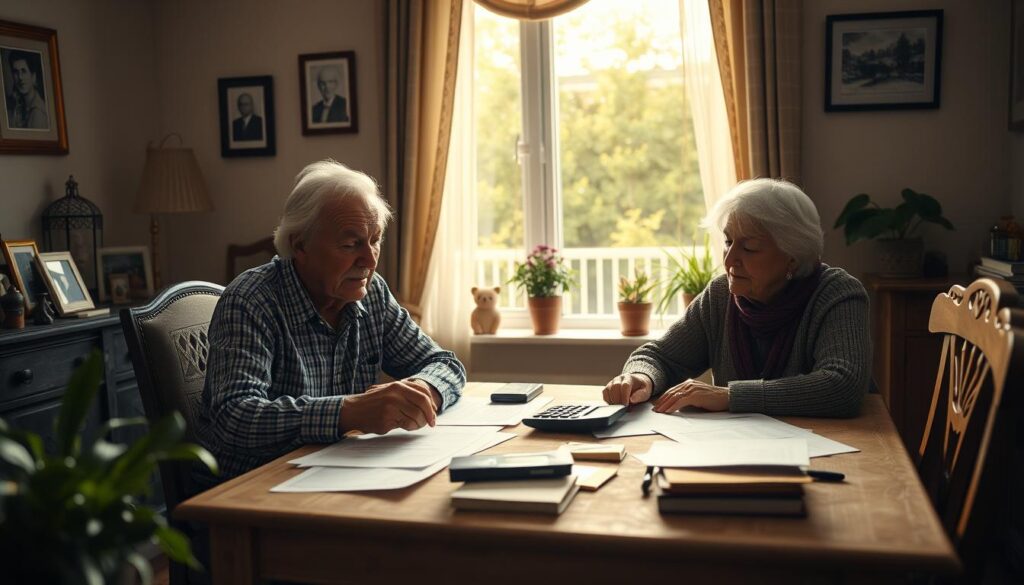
[225, 236, 275, 283]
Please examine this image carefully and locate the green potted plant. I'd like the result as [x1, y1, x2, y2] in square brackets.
[618, 269, 657, 336]
[508, 245, 576, 335]
[0, 351, 218, 584]
[833, 188, 954, 277]
[658, 235, 717, 314]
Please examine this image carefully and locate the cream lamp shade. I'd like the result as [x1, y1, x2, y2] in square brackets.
[474, 0, 589, 20]
[134, 134, 212, 214]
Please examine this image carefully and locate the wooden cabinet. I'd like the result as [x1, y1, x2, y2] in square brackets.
[0, 314, 163, 511]
[865, 274, 965, 452]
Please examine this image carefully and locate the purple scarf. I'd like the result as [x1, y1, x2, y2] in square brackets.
[727, 264, 824, 380]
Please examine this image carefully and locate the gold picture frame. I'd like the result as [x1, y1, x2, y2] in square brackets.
[0, 238, 44, 314]
[35, 251, 94, 316]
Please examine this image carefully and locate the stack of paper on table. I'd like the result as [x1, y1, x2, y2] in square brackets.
[639, 438, 811, 517]
[451, 475, 580, 514]
[595, 403, 859, 458]
[273, 426, 513, 493]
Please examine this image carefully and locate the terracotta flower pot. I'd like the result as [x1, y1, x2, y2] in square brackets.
[617, 302, 652, 336]
[527, 296, 562, 335]
[682, 292, 696, 309]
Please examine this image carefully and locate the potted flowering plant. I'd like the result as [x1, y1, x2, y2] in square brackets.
[508, 245, 575, 334]
[618, 269, 656, 336]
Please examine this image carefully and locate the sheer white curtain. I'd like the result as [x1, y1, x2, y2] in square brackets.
[422, 0, 475, 368]
[679, 0, 736, 257]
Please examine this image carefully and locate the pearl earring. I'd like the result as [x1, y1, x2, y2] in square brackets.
[786, 270, 794, 281]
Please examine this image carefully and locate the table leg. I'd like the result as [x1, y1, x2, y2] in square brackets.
[210, 524, 256, 585]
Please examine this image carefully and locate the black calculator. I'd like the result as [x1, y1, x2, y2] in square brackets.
[522, 403, 627, 433]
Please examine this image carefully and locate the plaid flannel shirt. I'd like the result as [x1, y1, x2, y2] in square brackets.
[196, 257, 466, 480]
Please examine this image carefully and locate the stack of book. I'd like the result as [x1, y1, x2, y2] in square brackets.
[449, 448, 580, 515]
[656, 466, 811, 516]
[975, 257, 1024, 293]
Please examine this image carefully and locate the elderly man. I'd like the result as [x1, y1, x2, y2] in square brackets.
[197, 159, 465, 482]
[312, 66, 348, 124]
[231, 92, 263, 141]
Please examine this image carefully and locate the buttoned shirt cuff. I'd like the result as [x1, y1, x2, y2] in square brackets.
[727, 379, 765, 413]
[410, 367, 461, 412]
[622, 361, 668, 397]
[299, 396, 344, 443]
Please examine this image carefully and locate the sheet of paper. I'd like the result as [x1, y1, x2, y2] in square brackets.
[592, 403, 694, 438]
[437, 395, 553, 426]
[273, 432, 517, 492]
[659, 416, 858, 458]
[636, 438, 810, 468]
[801, 432, 860, 458]
[289, 425, 503, 469]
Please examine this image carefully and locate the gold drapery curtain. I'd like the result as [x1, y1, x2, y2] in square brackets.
[474, 0, 588, 20]
[381, 0, 463, 312]
[708, 0, 801, 184]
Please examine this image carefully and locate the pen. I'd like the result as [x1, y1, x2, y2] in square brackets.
[641, 465, 656, 496]
[807, 469, 845, 482]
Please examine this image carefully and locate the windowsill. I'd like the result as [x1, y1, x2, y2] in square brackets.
[471, 328, 662, 347]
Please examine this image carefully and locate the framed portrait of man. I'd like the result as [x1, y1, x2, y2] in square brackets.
[218, 75, 276, 157]
[35, 251, 95, 316]
[299, 51, 358, 136]
[0, 19, 68, 154]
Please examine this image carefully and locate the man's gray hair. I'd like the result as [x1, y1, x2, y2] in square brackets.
[273, 160, 392, 258]
[705, 178, 824, 278]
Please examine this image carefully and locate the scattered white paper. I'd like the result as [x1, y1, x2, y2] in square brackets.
[289, 425, 503, 469]
[658, 414, 859, 458]
[636, 438, 810, 468]
[592, 403, 693, 438]
[272, 431, 517, 492]
[437, 395, 553, 426]
[801, 433, 860, 458]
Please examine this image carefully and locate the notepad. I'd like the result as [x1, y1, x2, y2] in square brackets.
[451, 475, 580, 515]
[565, 442, 626, 462]
[574, 465, 617, 491]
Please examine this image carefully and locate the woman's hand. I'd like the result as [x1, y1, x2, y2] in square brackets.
[652, 379, 730, 413]
[602, 373, 653, 406]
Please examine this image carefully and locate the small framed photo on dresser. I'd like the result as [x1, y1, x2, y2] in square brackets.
[98, 246, 154, 302]
[1, 238, 46, 314]
[218, 75, 276, 157]
[35, 251, 94, 316]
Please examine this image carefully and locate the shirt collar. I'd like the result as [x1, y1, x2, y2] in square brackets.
[277, 257, 367, 332]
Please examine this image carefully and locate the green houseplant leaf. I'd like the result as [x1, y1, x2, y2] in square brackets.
[657, 234, 718, 314]
[0, 350, 218, 583]
[834, 188, 954, 244]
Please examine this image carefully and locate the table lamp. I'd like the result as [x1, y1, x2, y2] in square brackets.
[134, 134, 212, 291]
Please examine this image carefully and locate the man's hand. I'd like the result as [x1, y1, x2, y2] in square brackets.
[652, 379, 729, 413]
[339, 379, 439, 435]
[602, 373, 654, 406]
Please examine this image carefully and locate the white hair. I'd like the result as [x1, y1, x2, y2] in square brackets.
[273, 160, 392, 258]
[704, 178, 824, 278]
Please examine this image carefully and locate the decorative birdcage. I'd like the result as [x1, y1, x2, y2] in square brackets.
[41, 176, 103, 293]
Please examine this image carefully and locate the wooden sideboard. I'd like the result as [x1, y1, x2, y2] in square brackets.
[0, 313, 163, 511]
[864, 274, 965, 452]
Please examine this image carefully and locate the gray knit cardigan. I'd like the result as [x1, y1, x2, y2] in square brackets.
[623, 266, 871, 418]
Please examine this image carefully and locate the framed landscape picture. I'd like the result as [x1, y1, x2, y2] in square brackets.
[825, 10, 943, 112]
[98, 246, 154, 302]
[0, 19, 68, 154]
[299, 51, 358, 136]
[218, 75, 276, 157]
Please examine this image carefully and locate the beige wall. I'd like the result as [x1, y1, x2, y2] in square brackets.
[804, 0, 1012, 279]
[153, 0, 384, 285]
[0, 0, 156, 252]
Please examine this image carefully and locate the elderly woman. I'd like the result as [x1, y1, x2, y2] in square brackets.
[603, 179, 869, 417]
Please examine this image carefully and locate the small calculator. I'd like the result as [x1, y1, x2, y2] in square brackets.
[522, 403, 627, 433]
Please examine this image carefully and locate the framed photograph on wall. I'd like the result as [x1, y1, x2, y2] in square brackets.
[1011, 0, 1024, 130]
[0, 238, 44, 314]
[35, 251, 94, 316]
[218, 75, 276, 157]
[299, 51, 358, 136]
[825, 10, 943, 112]
[0, 19, 68, 154]
[98, 246, 154, 302]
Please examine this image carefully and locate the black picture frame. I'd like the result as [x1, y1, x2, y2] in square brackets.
[218, 75, 275, 157]
[1011, 0, 1024, 130]
[825, 10, 943, 112]
[299, 51, 358, 136]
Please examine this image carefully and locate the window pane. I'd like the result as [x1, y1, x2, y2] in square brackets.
[553, 0, 704, 316]
[474, 6, 524, 308]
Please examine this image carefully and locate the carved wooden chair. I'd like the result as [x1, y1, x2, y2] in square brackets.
[225, 235, 276, 283]
[918, 278, 1024, 581]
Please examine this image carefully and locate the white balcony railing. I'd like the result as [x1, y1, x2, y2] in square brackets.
[476, 246, 708, 318]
